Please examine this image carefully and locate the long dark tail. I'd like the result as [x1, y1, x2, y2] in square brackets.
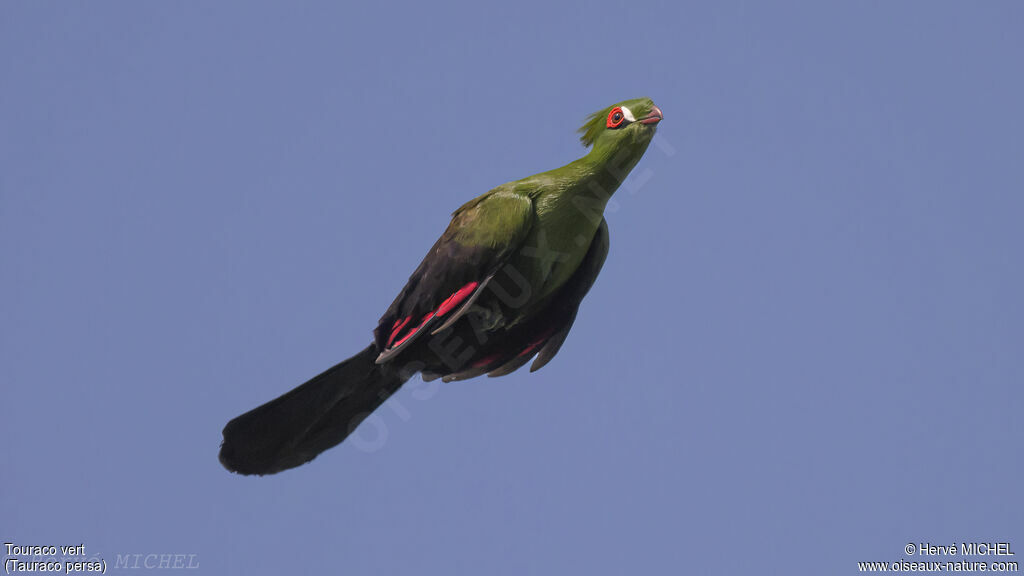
[219, 344, 410, 475]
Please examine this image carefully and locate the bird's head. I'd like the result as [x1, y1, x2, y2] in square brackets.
[578, 97, 663, 154]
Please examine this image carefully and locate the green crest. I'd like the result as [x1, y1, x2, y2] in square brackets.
[577, 105, 614, 148]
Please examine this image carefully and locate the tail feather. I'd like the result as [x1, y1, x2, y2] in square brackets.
[219, 344, 409, 475]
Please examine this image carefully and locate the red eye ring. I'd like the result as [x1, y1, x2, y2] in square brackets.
[607, 107, 625, 128]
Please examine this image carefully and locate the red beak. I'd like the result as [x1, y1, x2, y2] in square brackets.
[640, 104, 663, 125]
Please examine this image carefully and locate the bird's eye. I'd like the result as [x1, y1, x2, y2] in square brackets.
[606, 107, 626, 129]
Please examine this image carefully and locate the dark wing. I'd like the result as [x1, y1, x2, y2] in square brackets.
[373, 189, 535, 363]
[440, 218, 610, 381]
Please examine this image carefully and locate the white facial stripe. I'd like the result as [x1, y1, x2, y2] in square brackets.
[621, 106, 636, 122]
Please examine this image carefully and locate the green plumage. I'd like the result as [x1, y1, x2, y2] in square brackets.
[220, 98, 663, 475]
[450, 97, 662, 312]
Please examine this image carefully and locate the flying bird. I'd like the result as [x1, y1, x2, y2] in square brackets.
[220, 98, 663, 475]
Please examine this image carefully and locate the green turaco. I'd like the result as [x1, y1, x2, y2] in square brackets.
[220, 98, 663, 475]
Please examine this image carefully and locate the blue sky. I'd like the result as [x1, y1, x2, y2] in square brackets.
[2, 1, 1022, 574]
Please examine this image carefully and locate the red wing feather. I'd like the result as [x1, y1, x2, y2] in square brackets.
[376, 281, 482, 364]
[435, 281, 478, 317]
[390, 312, 434, 349]
[386, 316, 412, 348]
[372, 190, 535, 366]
